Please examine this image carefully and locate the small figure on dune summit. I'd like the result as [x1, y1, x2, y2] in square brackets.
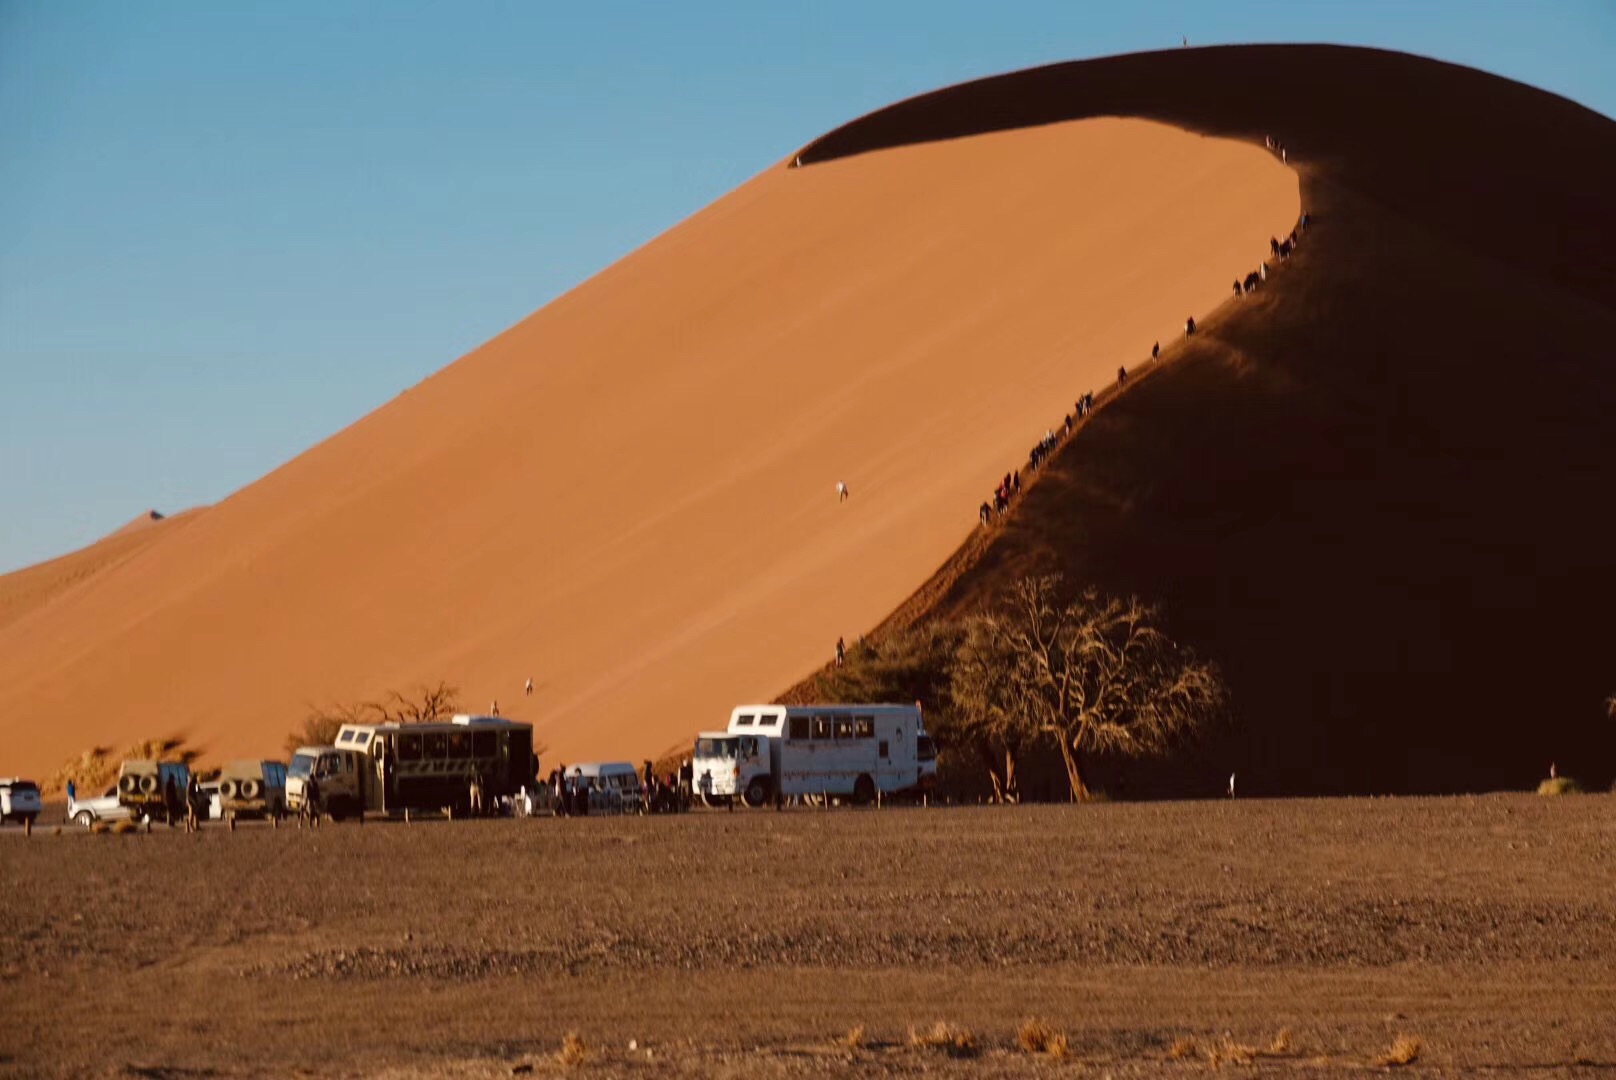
[489, 699, 500, 717]
[835, 636, 846, 667]
[1117, 365, 1128, 386]
[1152, 341, 1161, 362]
[524, 677, 533, 697]
[1184, 316, 1197, 337]
[836, 481, 849, 502]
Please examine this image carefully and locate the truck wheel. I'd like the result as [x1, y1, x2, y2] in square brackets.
[75, 811, 93, 828]
[852, 775, 876, 806]
[744, 777, 771, 809]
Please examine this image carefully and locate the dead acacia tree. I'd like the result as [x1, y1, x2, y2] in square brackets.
[368, 681, 461, 725]
[980, 575, 1226, 801]
[285, 682, 462, 754]
[949, 616, 1037, 802]
[285, 701, 370, 756]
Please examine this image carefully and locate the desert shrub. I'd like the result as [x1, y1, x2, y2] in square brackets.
[1374, 1034, 1422, 1067]
[1017, 1018, 1068, 1057]
[1268, 1028, 1294, 1055]
[89, 821, 110, 835]
[46, 736, 197, 797]
[909, 1021, 978, 1058]
[840, 1025, 865, 1049]
[1167, 1036, 1196, 1060]
[556, 1032, 587, 1067]
[1537, 776, 1583, 796]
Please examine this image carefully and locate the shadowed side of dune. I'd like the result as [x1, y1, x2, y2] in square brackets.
[807, 47, 1616, 795]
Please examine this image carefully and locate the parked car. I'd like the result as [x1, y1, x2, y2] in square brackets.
[70, 784, 137, 827]
[0, 778, 42, 827]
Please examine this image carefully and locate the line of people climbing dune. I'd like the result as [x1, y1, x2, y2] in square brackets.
[976, 208, 1311, 530]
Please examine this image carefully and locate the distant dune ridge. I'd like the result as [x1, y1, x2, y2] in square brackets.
[4, 45, 1612, 794]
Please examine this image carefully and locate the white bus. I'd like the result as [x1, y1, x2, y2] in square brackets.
[692, 703, 936, 808]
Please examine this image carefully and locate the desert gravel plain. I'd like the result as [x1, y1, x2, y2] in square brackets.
[3, 795, 1615, 1077]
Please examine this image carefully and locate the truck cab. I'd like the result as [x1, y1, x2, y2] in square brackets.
[692, 730, 774, 807]
[286, 745, 363, 820]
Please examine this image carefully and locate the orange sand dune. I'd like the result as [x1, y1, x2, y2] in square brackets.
[0, 117, 1296, 775]
[0, 509, 202, 638]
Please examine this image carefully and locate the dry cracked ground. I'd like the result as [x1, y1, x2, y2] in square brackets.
[2, 796, 1615, 1077]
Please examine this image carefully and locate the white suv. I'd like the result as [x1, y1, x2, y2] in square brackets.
[0, 778, 42, 827]
[70, 785, 136, 827]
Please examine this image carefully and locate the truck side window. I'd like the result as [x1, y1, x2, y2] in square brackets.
[789, 717, 809, 741]
[833, 717, 854, 740]
[854, 717, 874, 739]
[811, 716, 832, 740]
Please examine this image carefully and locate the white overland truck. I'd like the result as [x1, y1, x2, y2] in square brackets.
[692, 703, 936, 808]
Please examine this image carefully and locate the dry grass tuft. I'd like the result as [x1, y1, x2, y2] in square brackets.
[909, 1021, 978, 1058]
[1537, 776, 1583, 796]
[1206, 1036, 1258, 1068]
[1268, 1028, 1294, 1055]
[840, 1025, 865, 1050]
[1374, 1034, 1422, 1067]
[89, 821, 110, 835]
[111, 820, 138, 835]
[1167, 1036, 1197, 1060]
[556, 1032, 587, 1067]
[1017, 1018, 1068, 1058]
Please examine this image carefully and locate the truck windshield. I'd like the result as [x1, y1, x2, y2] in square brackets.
[917, 735, 936, 762]
[695, 737, 738, 760]
[289, 753, 315, 780]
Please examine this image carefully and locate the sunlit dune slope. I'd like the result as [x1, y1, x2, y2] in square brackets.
[809, 46, 1616, 794]
[0, 510, 202, 637]
[0, 116, 1297, 775]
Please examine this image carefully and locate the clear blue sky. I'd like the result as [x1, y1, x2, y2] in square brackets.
[3, 0, 1612, 573]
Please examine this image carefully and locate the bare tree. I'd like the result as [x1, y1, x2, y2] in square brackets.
[284, 683, 462, 755]
[368, 681, 461, 725]
[284, 701, 370, 756]
[948, 615, 1037, 802]
[980, 576, 1226, 801]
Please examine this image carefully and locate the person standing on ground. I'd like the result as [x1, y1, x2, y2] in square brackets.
[468, 772, 484, 817]
[186, 773, 201, 832]
[65, 778, 76, 821]
[303, 775, 322, 828]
